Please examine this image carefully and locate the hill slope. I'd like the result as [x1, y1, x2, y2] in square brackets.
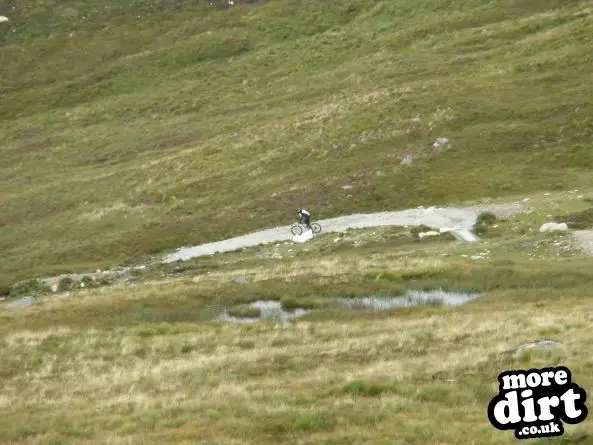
[1, 0, 593, 287]
[2, 191, 593, 444]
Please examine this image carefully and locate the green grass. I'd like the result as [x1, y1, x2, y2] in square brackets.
[2, 0, 593, 288]
[3, 1, 593, 443]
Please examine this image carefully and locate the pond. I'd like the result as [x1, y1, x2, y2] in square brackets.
[218, 289, 479, 324]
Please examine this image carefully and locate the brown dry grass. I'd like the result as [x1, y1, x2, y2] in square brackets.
[1, 289, 591, 444]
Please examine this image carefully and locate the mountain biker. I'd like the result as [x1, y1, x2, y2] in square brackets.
[296, 208, 311, 230]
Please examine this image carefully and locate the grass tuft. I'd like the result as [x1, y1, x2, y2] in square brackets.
[554, 208, 593, 229]
[280, 297, 330, 311]
[227, 305, 262, 319]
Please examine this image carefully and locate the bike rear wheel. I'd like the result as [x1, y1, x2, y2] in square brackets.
[290, 224, 303, 235]
[310, 223, 322, 233]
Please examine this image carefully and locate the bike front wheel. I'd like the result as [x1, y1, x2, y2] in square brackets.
[290, 224, 303, 236]
[310, 223, 322, 233]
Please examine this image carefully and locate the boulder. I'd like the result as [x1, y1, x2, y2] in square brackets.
[502, 340, 564, 357]
[539, 222, 568, 233]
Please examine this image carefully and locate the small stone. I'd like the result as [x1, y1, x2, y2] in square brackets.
[400, 154, 414, 165]
[432, 137, 449, 149]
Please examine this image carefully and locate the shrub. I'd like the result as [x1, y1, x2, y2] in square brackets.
[474, 211, 498, 235]
[9, 279, 52, 297]
[57, 277, 75, 292]
[410, 224, 434, 239]
[476, 211, 497, 226]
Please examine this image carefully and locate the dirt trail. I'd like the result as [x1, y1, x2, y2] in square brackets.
[5, 203, 527, 295]
[162, 203, 525, 263]
[571, 230, 593, 256]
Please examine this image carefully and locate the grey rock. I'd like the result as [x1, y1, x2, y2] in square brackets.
[539, 222, 568, 233]
[502, 340, 564, 356]
[432, 137, 450, 150]
[400, 154, 414, 165]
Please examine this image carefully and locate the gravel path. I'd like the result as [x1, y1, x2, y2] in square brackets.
[571, 230, 593, 256]
[162, 203, 525, 263]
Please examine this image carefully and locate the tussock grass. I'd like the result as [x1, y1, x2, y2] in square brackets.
[2, 199, 593, 443]
[227, 305, 261, 319]
[1, 285, 592, 444]
[280, 297, 329, 311]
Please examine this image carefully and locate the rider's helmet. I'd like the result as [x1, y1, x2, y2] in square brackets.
[296, 208, 302, 213]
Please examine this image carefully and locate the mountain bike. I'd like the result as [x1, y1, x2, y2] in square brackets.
[290, 222, 322, 236]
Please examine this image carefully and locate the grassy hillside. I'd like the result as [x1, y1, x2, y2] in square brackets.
[4, 2, 593, 443]
[1, 0, 593, 287]
[2, 193, 593, 444]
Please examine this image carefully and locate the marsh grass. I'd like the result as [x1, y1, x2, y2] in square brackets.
[227, 305, 261, 319]
[1, 282, 592, 444]
[280, 297, 330, 311]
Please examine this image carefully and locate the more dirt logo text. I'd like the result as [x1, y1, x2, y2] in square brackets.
[487, 366, 588, 439]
